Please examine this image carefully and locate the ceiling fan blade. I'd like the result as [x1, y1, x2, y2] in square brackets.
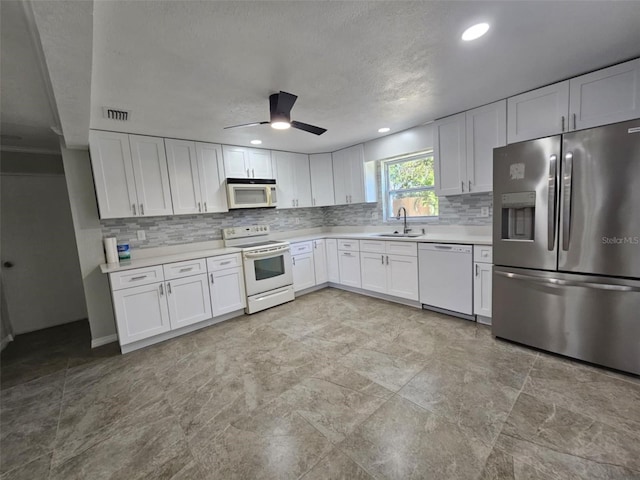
[274, 91, 297, 115]
[223, 121, 270, 130]
[291, 120, 327, 136]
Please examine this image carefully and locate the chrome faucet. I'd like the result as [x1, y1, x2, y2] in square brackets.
[396, 207, 411, 234]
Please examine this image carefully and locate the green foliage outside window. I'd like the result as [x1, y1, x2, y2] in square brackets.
[386, 155, 438, 218]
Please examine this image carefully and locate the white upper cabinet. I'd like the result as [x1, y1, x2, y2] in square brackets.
[195, 142, 228, 213]
[434, 112, 466, 196]
[273, 151, 312, 208]
[89, 130, 138, 219]
[465, 100, 507, 193]
[129, 135, 174, 216]
[309, 153, 335, 207]
[333, 144, 371, 205]
[165, 139, 201, 215]
[569, 58, 640, 131]
[222, 145, 273, 179]
[507, 81, 570, 143]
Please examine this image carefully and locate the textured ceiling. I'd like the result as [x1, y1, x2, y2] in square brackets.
[0, 0, 60, 152]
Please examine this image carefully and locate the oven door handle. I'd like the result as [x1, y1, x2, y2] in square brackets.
[244, 247, 290, 259]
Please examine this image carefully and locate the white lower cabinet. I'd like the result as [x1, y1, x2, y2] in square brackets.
[359, 243, 419, 301]
[208, 267, 246, 316]
[326, 239, 340, 283]
[360, 252, 387, 294]
[313, 239, 328, 284]
[292, 252, 316, 292]
[338, 251, 361, 288]
[112, 282, 171, 345]
[473, 245, 493, 323]
[386, 254, 419, 301]
[166, 274, 212, 329]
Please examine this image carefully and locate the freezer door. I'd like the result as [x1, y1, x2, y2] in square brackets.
[493, 266, 640, 375]
[493, 136, 561, 270]
[559, 119, 640, 278]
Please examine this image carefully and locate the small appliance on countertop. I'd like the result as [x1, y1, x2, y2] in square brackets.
[223, 225, 294, 313]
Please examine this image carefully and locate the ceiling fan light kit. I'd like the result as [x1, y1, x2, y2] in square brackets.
[225, 91, 327, 135]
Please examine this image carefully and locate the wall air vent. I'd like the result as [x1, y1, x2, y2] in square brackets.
[102, 107, 131, 121]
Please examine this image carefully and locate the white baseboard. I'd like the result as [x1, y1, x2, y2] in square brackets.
[1, 334, 14, 352]
[91, 334, 118, 348]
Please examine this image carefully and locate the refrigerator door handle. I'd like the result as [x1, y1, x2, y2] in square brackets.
[495, 270, 640, 292]
[562, 152, 573, 251]
[547, 154, 557, 251]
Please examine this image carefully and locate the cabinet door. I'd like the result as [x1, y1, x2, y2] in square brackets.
[112, 282, 170, 345]
[248, 148, 273, 179]
[165, 139, 202, 215]
[89, 130, 138, 219]
[166, 274, 212, 330]
[293, 154, 312, 207]
[129, 135, 173, 216]
[387, 254, 419, 301]
[292, 253, 316, 292]
[222, 145, 249, 178]
[326, 239, 340, 283]
[434, 112, 466, 196]
[196, 142, 228, 213]
[360, 252, 387, 294]
[309, 153, 335, 207]
[346, 144, 366, 203]
[209, 267, 246, 316]
[332, 150, 348, 205]
[569, 59, 640, 131]
[466, 100, 506, 194]
[338, 251, 361, 288]
[473, 262, 492, 317]
[313, 240, 328, 284]
[273, 151, 297, 208]
[507, 81, 569, 143]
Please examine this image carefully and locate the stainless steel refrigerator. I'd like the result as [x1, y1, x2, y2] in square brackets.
[492, 118, 640, 375]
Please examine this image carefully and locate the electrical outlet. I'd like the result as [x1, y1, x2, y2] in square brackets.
[371, 211, 379, 220]
[480, 207, 489, 218]
[294, 217, 300, 225]
[137, 230, 146, 241]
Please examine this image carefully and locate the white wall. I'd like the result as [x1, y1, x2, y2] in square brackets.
[60, 144, 117, 343]
[363, 123, 434, 162]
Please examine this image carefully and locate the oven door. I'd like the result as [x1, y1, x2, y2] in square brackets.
[243, 246, 293, 296]
[227, 184, 274, 209]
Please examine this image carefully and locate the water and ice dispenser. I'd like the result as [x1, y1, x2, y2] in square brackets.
[501, 192, 536, 241]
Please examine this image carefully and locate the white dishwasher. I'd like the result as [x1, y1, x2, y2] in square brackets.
[418, 243, 473, 317]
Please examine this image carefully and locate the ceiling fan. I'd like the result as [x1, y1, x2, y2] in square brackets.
[224, 91, 327, 135]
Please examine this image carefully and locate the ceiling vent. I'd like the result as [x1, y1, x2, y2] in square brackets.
[102, 107, 131, 121]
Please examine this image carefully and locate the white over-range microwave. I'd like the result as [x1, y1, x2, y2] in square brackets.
[226, 178, 277, 209]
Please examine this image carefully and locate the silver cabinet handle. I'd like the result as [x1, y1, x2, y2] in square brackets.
[386, 255, 389, 265]
[461, 181, 464, 192]
[159, 283, 164, 295]
[252, 168, 255, 178]
[562, 152, 573, 251]
[312, 198, 316, 206]
[573, 113, 576, 130]
[468, 180, 472, 192]
[204, 202, 208, 212]
[220, 260, 231, 265]
[247, 168, 250, 178]
[434, 245, 453, 250]
[547, 154, 558, 251]
[140, 204, 144, 215]
[343, 252, 353, 257]
[132, 204, 137, 216]
[179, 267, 192, 272]
[475, 264, 479, 276]
[131, 275, 146, 281]
[292, 257, 296, 265]
[210, 273, 214, 284]
[561, 116, 565, 132]
[495, 270, 640, 292]
[343, 243, 351, 247]
[381, 255, 384, 264]
[198, 202, 202, 212]
[167, 282, 172, 294]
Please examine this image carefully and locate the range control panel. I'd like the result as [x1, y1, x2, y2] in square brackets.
[222, 225, 270, 240]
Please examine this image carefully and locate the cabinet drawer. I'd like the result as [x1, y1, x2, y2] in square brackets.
[163, 258, 207, 280]
[110, 265, 164, 291]
[207, 253, 242, 272]
[291, 241, 313, 255]
[474, 245, 493, 264]
[360, 239, 385, 253]
[337, 239, 360, 251]
[386, 241, 417, 257]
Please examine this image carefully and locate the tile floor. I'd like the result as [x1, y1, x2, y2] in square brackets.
[1, 288, 639, 479]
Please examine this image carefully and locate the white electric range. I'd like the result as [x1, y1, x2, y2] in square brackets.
[223, 225, 294, 314]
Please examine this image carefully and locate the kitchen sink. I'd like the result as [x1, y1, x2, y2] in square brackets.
[374, 232, 423, 238]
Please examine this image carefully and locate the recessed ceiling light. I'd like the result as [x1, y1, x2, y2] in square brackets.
[271, 121, 291, 130]
[461, 23, 490, 41]
[250, 139, 262, 145]
[378, 127, 390, 133]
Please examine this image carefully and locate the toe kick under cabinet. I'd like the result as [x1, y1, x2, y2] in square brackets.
[109, 253, 245, 351]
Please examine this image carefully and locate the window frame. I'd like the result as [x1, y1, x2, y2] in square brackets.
[382, 150, 438, 222]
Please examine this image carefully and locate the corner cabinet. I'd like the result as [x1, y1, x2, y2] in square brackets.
[332, 144, 376, 205]
[273, 151, 312, 208]
[90, 131, 173, 219]
[313, 239, 328, 284]
[435, 100, 506, 196]
[222, 145, 273, 179]
[309, 153, 335, 207]
[326, 239, 340, 283]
